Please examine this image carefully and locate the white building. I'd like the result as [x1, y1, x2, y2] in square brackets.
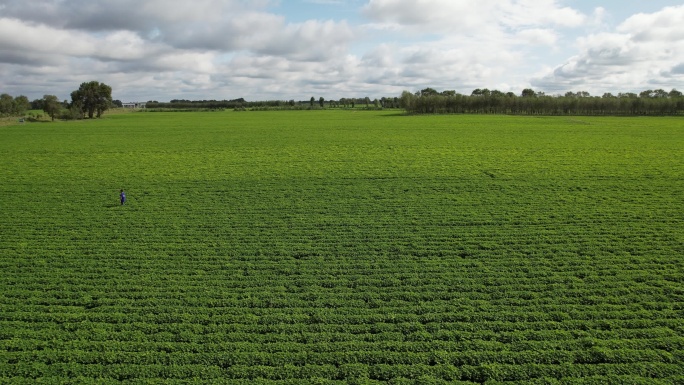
[122, 102, 146, 109]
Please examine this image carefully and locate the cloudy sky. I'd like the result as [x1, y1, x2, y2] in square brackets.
[1, 0, 683, 102]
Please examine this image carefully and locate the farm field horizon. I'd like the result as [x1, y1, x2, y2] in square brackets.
[1, 110, 683, 384]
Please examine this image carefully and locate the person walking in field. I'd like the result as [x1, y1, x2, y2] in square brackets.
[120, 189, 126, 205]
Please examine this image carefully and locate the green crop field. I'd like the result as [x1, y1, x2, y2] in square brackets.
[1, 110, 683, 384]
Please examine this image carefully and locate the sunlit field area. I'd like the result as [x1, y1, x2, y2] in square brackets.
[1, 110, 683, 384]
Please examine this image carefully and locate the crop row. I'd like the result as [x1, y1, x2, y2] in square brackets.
[1, 304, 681, 327]
[2, 361, 683, 383]
[3, 340, 681, 364]
[2, 275, 679, 312]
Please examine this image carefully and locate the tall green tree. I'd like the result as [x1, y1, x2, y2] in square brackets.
[42, 95, 62, 121]
[400, 90, 416, 110]
[13, 95, 30, 116]
[0, 93, 13, 116]
[653, 89, 668, 98]
[639, 90, 655, 98]
[420, 88, 439, 97]
[521, 88, 536, 97]
[70, 81, 113, 118]
[31, 98, 44, 110]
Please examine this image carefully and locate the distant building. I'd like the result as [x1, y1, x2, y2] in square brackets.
[122, 102, 146, 109]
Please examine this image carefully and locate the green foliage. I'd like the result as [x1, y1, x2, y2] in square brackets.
[42, 95, 62, 121]
[401, 88, 684, 115]
[0, 111, 683, 382]
[70, 81, 113, 119]
[0, 93, 30, 117]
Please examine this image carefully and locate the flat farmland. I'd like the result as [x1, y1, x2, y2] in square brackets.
[1, 111, 683, 384]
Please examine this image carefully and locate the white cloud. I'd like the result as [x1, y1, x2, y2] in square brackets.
[533, 5, 684, 93]
[590, 7, 608, 29]
[362, 43, 395, 68]
[0, 18, 93, 57]
[248, 19, 355, 61]
[0, 1, 683, 101]
[618, 6, 684, 42]
[304, 0, 347, 4]
[354, 0, 590, 93]
[362, 0, 587, 32]
[498, 0, 586, 28]
[516, 28, 558, 46]
[0, 17, 170, 63]
[0, 0, 358, 100]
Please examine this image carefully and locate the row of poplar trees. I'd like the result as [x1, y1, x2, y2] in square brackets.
[400, 88, 684, 115]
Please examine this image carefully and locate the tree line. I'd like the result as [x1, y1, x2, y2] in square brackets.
[0, 94, 31, 117]
[145, 88, 684, 116]
[400, 88, 684, 116]
[2, 81, 113, 121]
[145, 96, 401, 111]
[6, 81, 684, 119]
